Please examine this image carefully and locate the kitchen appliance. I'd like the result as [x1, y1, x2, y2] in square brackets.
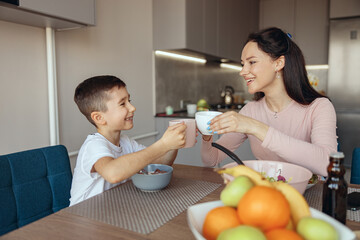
[327, 17, 360, 167]
[220, 86, 234, 105]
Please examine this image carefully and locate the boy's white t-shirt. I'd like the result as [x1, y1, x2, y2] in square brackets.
[69, 133, 146, 206]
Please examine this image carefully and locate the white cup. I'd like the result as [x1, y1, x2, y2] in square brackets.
[169, 119, 196, 148]
[195, 111, 222, 135]
[187, 104, 197, 116]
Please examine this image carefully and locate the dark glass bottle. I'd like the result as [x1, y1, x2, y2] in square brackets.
[322, 152, 348, 224]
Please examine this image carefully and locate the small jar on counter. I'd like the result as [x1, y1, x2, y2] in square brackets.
[165, 106, 174, 115]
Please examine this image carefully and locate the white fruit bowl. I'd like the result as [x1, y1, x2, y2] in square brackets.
[222, 161, 312, 195]
[187, 200, 356, 240]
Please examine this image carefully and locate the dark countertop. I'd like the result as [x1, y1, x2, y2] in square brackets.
[155, 104, 245, 118]
[155, 110, 195, 118]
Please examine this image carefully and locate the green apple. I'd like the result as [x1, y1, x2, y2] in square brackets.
[197, 99, 209, 109]
[296, 217, 339, 240]
[220, 176, 254, 207]
[217, 225, 266, 240]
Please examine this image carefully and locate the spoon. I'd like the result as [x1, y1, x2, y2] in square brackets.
[138, 168, 148, 174]
[211, 142, 244, 165]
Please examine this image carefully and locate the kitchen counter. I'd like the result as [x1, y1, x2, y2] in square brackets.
[155, 104, 245, 118]
[155, 110, 194, 118]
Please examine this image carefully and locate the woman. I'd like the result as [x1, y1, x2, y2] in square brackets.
[201, 27, 337, 176]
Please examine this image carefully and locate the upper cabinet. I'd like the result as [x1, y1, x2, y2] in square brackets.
[0, 0, 95, 29]
[330, 0, 360, 19]
[153, 0, 259, 62]
[259, 0, 329, 65]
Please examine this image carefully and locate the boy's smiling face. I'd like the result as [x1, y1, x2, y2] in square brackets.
[102, 86, 135, 131]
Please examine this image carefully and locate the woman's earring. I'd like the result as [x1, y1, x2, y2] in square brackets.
[276, 72, 280, 79]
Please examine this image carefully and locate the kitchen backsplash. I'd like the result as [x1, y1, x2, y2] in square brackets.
[155, 54, 251, 113]
[155, 54, 328, 113]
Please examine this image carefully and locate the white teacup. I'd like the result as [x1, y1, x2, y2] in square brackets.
[195, 111, 222, 135]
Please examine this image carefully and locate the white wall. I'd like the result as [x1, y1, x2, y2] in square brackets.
[0, 20, 50, 153]
[0, 0, 155, 170]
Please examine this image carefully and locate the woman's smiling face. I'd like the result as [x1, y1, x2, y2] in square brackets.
[240, 41, 278, 95]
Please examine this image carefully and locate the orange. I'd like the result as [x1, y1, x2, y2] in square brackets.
[266, 228, 304, 240]
[202, 206, 241, 240]
[237, 185, 290, 231]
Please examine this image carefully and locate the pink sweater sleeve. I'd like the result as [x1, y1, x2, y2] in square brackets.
[262, 100, 337, 176]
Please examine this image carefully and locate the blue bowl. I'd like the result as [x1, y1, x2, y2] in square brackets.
[131, 164, 173, 192]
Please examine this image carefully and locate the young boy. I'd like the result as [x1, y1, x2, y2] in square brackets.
[70, 75, 186, 206]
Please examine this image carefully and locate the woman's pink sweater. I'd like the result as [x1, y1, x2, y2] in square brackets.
[201, 97, 337, 176]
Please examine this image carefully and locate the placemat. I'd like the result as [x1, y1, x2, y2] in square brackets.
[305, 183, 360, 222]
[65, 178, 221, 234]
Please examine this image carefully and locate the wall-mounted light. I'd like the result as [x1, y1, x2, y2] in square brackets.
[155, 50, 206, 64]
[220, 63, 243, 71]
[305, 65, 329, 70]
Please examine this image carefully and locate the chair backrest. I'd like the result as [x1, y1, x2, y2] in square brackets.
[351, 148, 360, 184]
[0, 145, 72, 236]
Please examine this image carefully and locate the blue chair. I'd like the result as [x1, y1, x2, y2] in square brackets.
[0, 145, 72, 236]
[350, 148, 360, 184]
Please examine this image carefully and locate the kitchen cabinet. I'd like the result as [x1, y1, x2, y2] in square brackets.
[0, 0, 95, 29]
[259, 0, 329, 65]
[218, 0, 260, 62]
[153, 0, 259, 62]
[330, 0, 360, 19]
[259, 0, 295, 35]
[155, 117, 255, 167]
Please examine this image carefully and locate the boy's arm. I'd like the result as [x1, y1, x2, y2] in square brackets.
[94, 123, 186, 183]
[154, 149, 178, 166]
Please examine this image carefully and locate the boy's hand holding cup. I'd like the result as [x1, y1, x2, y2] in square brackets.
[169, 119, 196, 148]
[161, 122, 187, 150]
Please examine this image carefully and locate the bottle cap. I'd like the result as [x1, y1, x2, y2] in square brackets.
[330, 152, 345, 158]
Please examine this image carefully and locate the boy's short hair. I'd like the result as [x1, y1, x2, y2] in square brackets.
[74, 75, 126, 127]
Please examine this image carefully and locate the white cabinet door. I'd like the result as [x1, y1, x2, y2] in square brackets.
[204, 0, 218, 57]
[330, 0, 360, 19]
[259, 0, 295, 33]
[153, 0, 187, 50]
[259, 0, 328, 65]
[186, 0, 205, 53]
[0, 0, 95, 29]
[219, 0, 259, 62]
[153, 0, 259, 62]
[295, 0, 328, 65]
[20, 0, 95, 25]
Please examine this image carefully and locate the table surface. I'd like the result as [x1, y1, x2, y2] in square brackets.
[1, 164, 359, 240]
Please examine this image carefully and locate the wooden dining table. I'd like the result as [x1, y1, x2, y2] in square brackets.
[1, 164, 359, 240]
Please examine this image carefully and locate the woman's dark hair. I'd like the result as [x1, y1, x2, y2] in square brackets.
[246, 27, 326, 104]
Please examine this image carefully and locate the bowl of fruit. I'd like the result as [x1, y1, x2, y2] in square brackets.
[222, 160, 313, 195]
[187, 166, 356, 240]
